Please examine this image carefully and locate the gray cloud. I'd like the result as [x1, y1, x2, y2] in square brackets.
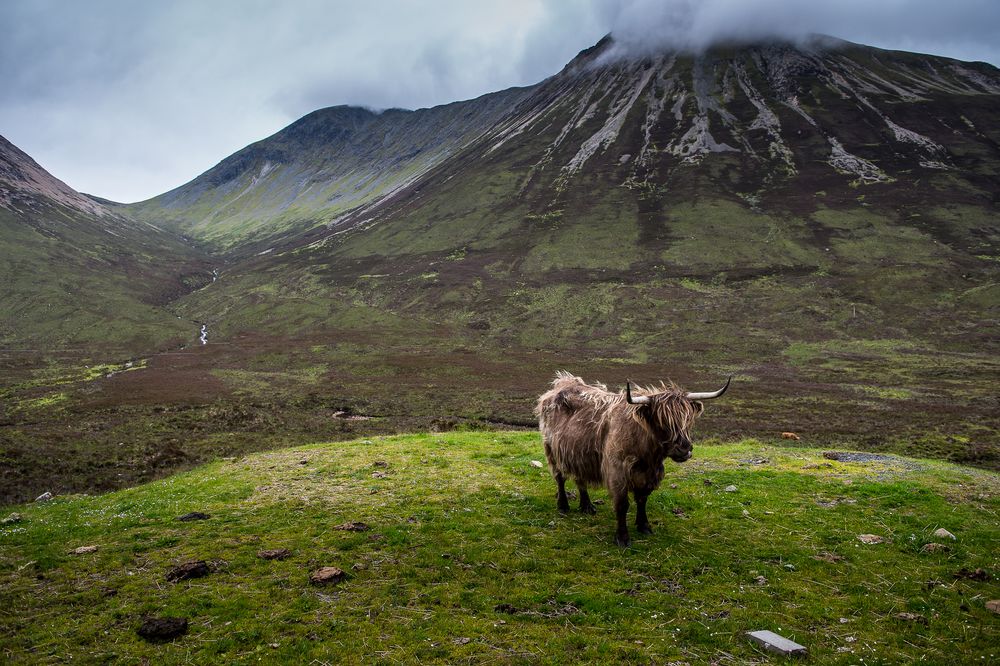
[601, 0, 1000, 60]
[1, 0, 996, 202]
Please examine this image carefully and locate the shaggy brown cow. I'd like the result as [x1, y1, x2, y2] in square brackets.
[536, 371, 730, 546]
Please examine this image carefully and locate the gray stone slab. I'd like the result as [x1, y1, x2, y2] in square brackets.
[747, 630, 807, 656]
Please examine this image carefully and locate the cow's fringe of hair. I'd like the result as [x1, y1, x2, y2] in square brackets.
[541, 372, 699, 443]
[634, 391, 700, 443]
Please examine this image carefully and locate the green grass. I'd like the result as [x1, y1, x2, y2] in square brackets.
[2, 432, 997, 664]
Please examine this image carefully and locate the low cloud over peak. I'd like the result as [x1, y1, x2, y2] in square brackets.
[602, 0, 1000, 61]
[1, 0, 996, 202]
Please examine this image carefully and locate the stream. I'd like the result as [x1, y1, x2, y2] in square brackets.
[197, 268, 217, 345]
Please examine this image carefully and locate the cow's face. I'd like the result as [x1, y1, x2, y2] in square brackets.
[640, 395, 704, 463]
[626, 377, 728, 463]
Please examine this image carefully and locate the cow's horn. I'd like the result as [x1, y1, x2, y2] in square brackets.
[625, 380, 649, 405]
[686, 376, 731, 401]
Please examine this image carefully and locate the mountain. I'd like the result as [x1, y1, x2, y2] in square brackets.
[0, 135, 211, 352]
[4, 36, 999, 503]
[128, 89, 534, 253]
[138, 36, 1000, 348]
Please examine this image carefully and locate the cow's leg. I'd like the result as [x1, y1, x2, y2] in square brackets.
[578, 482, 597, 514]
[555, 473, 570, 513]
[612, 491, 631, 547]
[634, 488, 653, 535]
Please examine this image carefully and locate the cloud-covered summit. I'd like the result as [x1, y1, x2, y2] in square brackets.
[602, 0, 1000, 59]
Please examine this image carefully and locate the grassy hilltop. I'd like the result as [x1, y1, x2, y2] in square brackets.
[2, 432, 998, 664]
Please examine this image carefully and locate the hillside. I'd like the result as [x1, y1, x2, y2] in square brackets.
[127, 89, 534, 253]
[2, 433, 998, 663]
[0, 135, 212, 352]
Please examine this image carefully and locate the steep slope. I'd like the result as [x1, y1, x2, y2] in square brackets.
[128, 88, 534, 253]
[0, 135, 212, 352]
[0, 135, 111, 218]
[180, 36, 999, 347]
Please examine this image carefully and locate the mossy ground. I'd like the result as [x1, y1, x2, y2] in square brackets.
[2, 433, 997, 664]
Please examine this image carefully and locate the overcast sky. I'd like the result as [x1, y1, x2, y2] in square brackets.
[2, 0, 998, 203]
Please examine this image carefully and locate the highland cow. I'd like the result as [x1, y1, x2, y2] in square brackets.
[536, 371, 730, 546]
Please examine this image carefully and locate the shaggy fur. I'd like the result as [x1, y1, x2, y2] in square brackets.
[536, 371, 706, 546]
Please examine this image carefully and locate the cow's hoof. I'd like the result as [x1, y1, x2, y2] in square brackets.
[580, 503, 597, 515]
[615, 533, 631, 548]
[637, 524, 653, 535]
[557, 503, 570, 514]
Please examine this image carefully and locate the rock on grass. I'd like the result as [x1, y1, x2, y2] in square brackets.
[309, 567, 346, 585]
[70, 545, 98, 555]
[746, 630, 807, 656]
[177, 512, 211, 522]
[333, 521, 369, 532]
[137, 616, 188, 642]
[258, 548, 291, 560]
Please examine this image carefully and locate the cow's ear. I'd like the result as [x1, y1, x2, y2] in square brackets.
[693, 400, 705, 416]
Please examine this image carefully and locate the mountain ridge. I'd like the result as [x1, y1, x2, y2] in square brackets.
[0, 134, 113, 219]
[127, 35, 1000, 257]
[127, 86, 537, 252]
